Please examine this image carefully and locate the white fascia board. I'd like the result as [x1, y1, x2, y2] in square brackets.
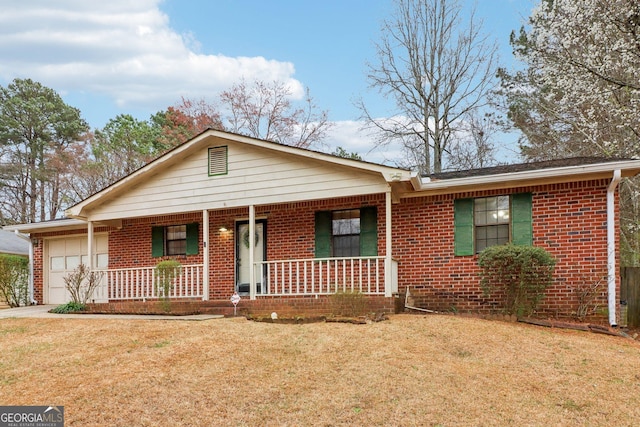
[3, 219, 88, 234]
[415, 160, 640, 193]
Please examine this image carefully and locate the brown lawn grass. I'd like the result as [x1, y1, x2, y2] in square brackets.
[0, 314, 639, 426]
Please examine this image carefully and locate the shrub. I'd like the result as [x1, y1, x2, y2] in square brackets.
[0, 254, 29, 307]
[64, 264, 104, 305]
[154, 260, 182, 312]
[329, 290, 369, 317]
[573, 273, 606, 321]
[51, 301, 86, 314]
[478, 244, 556, 318]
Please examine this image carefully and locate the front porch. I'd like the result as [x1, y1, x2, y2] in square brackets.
[92, 256, 397, 302]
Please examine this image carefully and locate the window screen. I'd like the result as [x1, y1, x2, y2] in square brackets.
[166, 225, 187, 256]
[332, 209, 360, 257]
[474, 196, 510, 252]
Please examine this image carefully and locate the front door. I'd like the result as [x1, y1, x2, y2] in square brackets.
[236, 220, 266, 294]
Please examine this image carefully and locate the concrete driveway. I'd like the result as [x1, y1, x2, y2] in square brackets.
[0, 304, 223, 320]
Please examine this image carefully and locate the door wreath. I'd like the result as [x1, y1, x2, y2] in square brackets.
[242, 229, 260, 248]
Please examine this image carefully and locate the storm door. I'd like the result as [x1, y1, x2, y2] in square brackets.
[235, 220, 266, 294]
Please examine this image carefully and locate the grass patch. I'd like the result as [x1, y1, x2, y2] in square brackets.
[0, 314, 638, 425]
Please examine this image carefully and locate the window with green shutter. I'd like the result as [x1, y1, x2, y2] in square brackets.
[151, 223, 199, 257]
[454, 199, 474, 256]
[511, 193, 533, 246]
[453, 193, 533, 255]
[314, 211, 331, 258]
[314, 207, 377, 258]
[360, 206, 378, 256]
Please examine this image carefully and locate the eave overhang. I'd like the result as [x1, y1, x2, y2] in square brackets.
[3, 219, 88, 234]
[404, 160, 640, 197]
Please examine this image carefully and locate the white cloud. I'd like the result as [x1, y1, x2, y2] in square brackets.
[0, 0, 303, 109]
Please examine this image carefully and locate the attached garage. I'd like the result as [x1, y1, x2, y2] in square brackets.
[45, 235, 108, 304]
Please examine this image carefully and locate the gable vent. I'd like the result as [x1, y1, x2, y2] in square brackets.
[208, 146, 228, 176]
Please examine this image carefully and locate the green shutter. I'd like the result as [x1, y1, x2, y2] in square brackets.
[511, 193, 533, 246]
[315, 211, 331, 258]
[186, 223, 199, 255]
[360, 206, 378, 256]
[151, 226, 165, 257]
[454, 198, 474, 256]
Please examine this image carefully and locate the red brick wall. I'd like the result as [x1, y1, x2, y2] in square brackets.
[109, 213, 204, 269]
[206, 195, 385, 299]
[32, 237, 43, 303]
[29, 180, 618, 321]
[393, 179, 615, 320]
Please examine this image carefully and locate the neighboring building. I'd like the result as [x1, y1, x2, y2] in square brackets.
[5, 130, 640, 325]
[0, 229, 29, 257]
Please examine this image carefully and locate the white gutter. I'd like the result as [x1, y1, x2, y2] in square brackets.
[13, 230, 36, 305]
[417, 160, 640, 192]
[607, 169, 621, 327]
[3, 218, 87, 234]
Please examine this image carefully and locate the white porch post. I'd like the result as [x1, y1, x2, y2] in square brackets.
[385, 190, 393, 297]
[249, 204, 256, 300]
[202, 209, 209, 301]
[87, 221, 94, 269]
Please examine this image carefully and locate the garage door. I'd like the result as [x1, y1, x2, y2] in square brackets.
[46, 235, 108, 304]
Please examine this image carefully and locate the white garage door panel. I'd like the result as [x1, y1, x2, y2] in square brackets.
[46, 236, 108, 304]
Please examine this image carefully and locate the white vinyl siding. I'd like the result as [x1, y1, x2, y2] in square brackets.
[87, 140, 389, 221]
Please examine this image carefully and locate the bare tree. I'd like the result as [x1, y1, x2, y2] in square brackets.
[220, 79, 332, 149]
[445, 111, 497, 170]
[359, 0, 498, 174]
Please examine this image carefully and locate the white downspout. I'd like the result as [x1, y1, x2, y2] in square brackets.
[14, 230, 35, 305]
[202, 209, 209, 301]
[607, 169, 621, 327]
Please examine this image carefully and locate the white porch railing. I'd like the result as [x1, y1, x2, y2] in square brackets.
[89, 257, 393, 302]
[254, 256, 387, 296]
[92, 264, 204, 302]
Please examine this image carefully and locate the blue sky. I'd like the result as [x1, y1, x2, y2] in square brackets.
[0, 0, 535, 164]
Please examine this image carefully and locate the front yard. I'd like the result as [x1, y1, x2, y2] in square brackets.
[0, 314, 639, 426]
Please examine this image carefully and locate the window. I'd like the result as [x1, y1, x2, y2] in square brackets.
[474, 196, 510, 252]
[315, 207, 377, 258]
[152, 223, 199, 257]
[454, 193, 532, 256]
[166, 225, 187, 255]
[332, 210, 361, 257]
